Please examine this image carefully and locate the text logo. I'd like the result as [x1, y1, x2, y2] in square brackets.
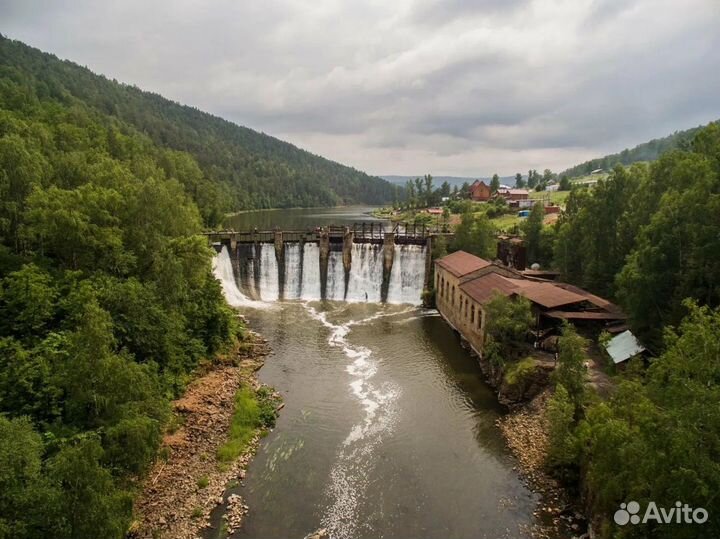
[614, 501, 708, 526]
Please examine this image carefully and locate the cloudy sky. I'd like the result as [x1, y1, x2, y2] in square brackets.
[2, 0, 719, 176]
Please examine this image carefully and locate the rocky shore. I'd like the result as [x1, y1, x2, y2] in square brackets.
[497, 390, 588, 539]
[457, 337, 590, 538]
[129, 332, 273, 539]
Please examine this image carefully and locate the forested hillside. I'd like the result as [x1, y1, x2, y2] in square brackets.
[560, 120, 718, 178]
[0, 37, 245, 537]
[0, 35, 399, 217]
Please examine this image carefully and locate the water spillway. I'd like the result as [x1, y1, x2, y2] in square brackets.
[217, 241, 427, 305]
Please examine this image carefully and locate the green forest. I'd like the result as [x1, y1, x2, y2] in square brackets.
[438, 124, 720, 537]
[532, 124, 720, 537]
[0, 38, 250, 537]
[559, 120, 718, 178]
[0, 35, 400, 219]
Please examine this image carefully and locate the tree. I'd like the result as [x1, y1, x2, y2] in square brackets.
[527, 169, 538, 189]
[558, 175, 571, 191]
[423, 174, 434, 206]
[439, 180, 451, 198]
[451, 210, 495, 259]
[490, 173, 500, 193]
[521, 202, 545, 266]
[515, 172, 525, 188]
[482, 293, 534, 364]
[553, 322, 587, 411]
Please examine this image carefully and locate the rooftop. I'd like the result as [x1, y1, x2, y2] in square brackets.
[435, 250, 491, 277]
[460, 272, 518, 304]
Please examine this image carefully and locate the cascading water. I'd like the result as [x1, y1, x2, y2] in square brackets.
[345, 243, 383, 302]
[229, 242, 426, 305]
[386, 245, 427, 306]
[212, 246, 268, 309]
[258, 244, 279, 301]
[301, 243, 321, 300]
[284, 243, 303, 300]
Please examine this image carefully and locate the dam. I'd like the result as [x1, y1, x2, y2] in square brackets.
[207, 223, 452, 304]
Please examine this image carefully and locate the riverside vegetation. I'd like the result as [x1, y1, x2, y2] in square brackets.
[0, 37, 283, 539]
[438, 124, 720, 538]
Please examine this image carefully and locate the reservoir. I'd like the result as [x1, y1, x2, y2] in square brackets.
[210, 207, 538, 539]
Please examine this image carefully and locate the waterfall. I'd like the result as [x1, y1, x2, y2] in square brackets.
[325, 251, 345, 301]
[228, 241, 426, 305]
[386, 245, 426, 306]
[212, 246, 268, 309]
[301, 243, 321, 300]
[345, 243, 383, 302]
[258, 243, 279, 301]
[284, 243, 303, 300]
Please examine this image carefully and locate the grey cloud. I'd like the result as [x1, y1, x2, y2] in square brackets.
[0, 0, 718, 176]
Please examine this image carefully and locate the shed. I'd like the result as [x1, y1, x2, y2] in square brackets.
[604, 330, 645, 364]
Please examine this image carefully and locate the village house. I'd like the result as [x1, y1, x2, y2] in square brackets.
[468, 180, 492, 201]
[496, 188, 530, 202]
[434, 250, 626, 357]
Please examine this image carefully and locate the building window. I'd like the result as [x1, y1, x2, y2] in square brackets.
[471, 305, 475, 324]
[452, 286, 455, 306]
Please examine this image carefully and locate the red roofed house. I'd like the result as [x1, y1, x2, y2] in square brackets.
[469, 180, 492, 201]
[434, 250, 625, 357]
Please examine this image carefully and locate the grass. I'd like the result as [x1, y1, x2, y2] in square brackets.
[490, 213, 522, 231]
[504, 357, 537, 386]
[529, 190, 571, 204]
[196, 475, 209, 489]
[216, 387, 263, 463]
[216, 386, 280, 463]
[190, 507, 203, 519]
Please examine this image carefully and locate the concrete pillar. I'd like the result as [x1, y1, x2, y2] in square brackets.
[423, 235, 433, 306]
[319, 231, 330, 300]
[230, 235, 237, 256]
[274, 230, 285, 300]
[342, 228, 353, 299]
[381, 232, 395, 302]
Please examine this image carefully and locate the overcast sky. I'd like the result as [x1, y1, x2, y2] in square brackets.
[2, 0, 719, 177]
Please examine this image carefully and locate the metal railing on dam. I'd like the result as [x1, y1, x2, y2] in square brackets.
[203, 222, 451, 247]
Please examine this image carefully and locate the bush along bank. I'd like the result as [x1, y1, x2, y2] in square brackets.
[129, 331, 282, 539]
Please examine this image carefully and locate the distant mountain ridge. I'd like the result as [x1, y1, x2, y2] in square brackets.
[382, 175, 518, 189]
[560, 120, 719, 178]
[0, 35, 399, 211]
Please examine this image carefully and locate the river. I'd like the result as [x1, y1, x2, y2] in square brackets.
[209, 207, 538, 539]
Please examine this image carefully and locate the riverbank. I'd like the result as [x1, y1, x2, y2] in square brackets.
[498, 391, 589, 539]
[451, 333, 589, 539]
[129, 331, 276, 539]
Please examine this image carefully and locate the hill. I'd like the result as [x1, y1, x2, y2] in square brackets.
[560, 120, 719, 178]
[382, 175, 518, 189]
[0, 35, 399, 221]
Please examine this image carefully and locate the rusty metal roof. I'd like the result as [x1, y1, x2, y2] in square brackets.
[459, 272, 518, 304]
[435, 250, 491, 277]
[544, 310, 627, 320]
[552, 283, 623, 313]
[507, 279, 587, 308]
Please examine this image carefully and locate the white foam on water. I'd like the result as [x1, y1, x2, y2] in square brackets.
[212, 246, 271, 310]
[304, 304, 417, 538]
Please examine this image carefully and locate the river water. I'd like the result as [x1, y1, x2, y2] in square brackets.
[209, 207, 538, 539]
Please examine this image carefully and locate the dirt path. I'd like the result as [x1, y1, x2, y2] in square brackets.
[129, 333, 271, 539]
